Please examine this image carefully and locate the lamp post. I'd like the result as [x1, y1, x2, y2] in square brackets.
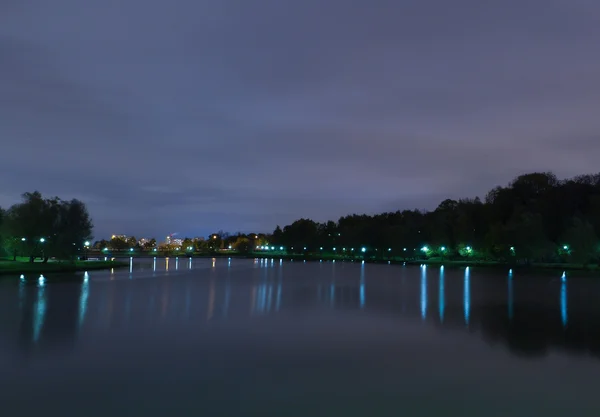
[84, 241, 90, 260]
[39, 237, 46, 262]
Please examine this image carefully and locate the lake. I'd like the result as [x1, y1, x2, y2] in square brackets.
[1, 258, 599, 416]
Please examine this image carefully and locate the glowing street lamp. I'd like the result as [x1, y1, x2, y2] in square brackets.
[320, 247, 323, 251]
[21, 237, 26, 242]
[84, 241, 90, 247]
[279, 246, 284, 251]
[563, 245, 569, 250]
[440, 246, 446, 251]
[361, 247, 366, 253]
[39, 238, 45, 243]
[421, 246, 429, 252]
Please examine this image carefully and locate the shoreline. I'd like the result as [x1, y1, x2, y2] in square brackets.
[0, 259, 129, 277]
[110, 253, 599, 274]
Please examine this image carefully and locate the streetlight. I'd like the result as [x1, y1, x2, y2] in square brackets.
[83, 241, 91, 260]
[39, 238, 45, 243]
[563, 245, 569, 250]
[421, 246, 429, 252]
[21, 237, 26, 242]
[361, 247, 366, 253]
[441, 246, 446, 251]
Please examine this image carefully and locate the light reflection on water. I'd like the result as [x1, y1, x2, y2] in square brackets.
[420, 265, 427, 320]
[508, 269, 514, 320]
[561, 273, 568, 328]
[360, 261, 365, 309]
[439, 266, 445, 323]
[464, 267, 470, 326]
[78, 272, 89, 329]
[32, 277, 46, 343]
[4, 260, 599, 417]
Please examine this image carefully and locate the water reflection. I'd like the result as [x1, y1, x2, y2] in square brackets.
[561, 273, 568, 328]
[420, 265, 427, 320]
[3, 264, 600, 362]
[78, 272, 89, 329]
[33, 278, 47, 342]
[508, 269, 514, 321]
[175, 257, 179, 270]
[360, 262, 365, 309]
[464, 267, 470, 326]
[439, 266, 445, 323]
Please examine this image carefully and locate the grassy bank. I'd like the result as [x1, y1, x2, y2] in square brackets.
[0, 258, 128, 276]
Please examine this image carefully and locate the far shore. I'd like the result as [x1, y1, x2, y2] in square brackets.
[107, 252, 599, 274]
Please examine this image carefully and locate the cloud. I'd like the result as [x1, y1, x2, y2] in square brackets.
[1, 0, 599, 238]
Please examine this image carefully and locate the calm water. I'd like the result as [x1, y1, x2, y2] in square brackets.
[1, 258, 600, 416]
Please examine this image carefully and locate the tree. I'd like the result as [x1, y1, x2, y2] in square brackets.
[182, 238, 194, 252]
[232, 236, 252, 253]
[3, 192, 93, 262]
[563, 218, 598, 265]
[110, 237, 129, 250]
[49, 199, 93, 261]
[143, 238, 157, 250]
[207, 233, 223, 252]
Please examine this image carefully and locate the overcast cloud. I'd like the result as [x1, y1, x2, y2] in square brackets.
[1, 0, 599, 238]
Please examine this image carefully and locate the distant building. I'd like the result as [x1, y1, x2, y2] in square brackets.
[165, 235, 183, 246]
[111, 234, 127, 240]
[192, 237, 205, 242]
[138, 238, 151, 246]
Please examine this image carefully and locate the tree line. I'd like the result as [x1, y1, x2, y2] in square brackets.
[267, 172, 600, 265]
[93, 232, 271, 254]
[4, 172, 599, 265]
[0, 192, 93, 262]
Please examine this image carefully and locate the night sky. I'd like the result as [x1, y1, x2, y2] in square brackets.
[1, 1, 599, 239]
